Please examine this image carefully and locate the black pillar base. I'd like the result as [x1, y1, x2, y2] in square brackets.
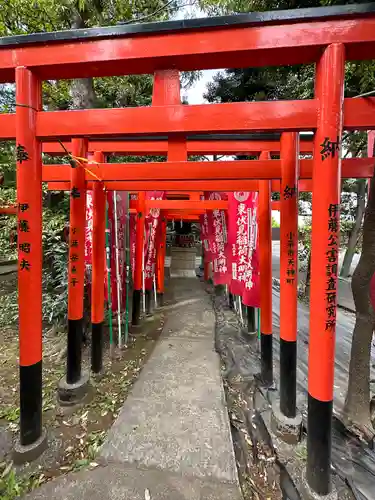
[260, 332, 273, 387]
[13, 428, 47, 465]
[280, 338, 297, 418]
[132, 289, 141, 326]
[306, 395, 333, 496]
[67, 318, 83, 385]
[19, 360, 43, 446]
[301, 471, 337, 500]
[271, 398, 302, 445]
[58, 371, 90, 407]
[145, 289, 153, 316]
[157, 292, 164, 307]
[91, 322, 103, 374]
[228, 293, 234, 310]
[247, 306, 256, 334]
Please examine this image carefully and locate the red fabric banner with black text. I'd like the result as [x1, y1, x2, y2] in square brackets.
[204, 192, 230, 285]
[227, 191, 260, 307]
[144, 191, 166, 290]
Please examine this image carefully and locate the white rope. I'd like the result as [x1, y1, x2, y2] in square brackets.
[238, 295, 244, 326]
[142, 226, 146, 314]
[153, 273, 158, 308]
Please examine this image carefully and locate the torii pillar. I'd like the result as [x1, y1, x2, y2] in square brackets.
[259, 151, 273, 387]
[58, 138, 90, 405]
[13, 66, 47, 463]
[305, 43, 345, 497]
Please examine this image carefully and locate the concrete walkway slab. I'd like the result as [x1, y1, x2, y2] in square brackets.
[101, 279, 239, 487]
[24, 462, 241, 500]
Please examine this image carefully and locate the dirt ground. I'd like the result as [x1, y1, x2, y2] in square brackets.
[0, 273, 164, 499]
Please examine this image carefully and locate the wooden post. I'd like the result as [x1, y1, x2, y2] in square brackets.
[14, 66, 47, 462]
[132, 191, 145, 327]
[91, 151, 105, 374]
[204, 260, 210, 282]
[279, 132, 299, 418]
[156, 214, 167, 306]
[58, 138, 89, 404]
[306, 43, 345, 497]
[259, 151, 273, 387]
[154, 70, 185, 304]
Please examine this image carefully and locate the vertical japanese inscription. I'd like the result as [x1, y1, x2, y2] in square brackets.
[70, 226, 79, 287]
[284, 181, 297, 285]
[325, 203, 340, 331]
[232, 195, 257, 290]
[213, 208, 227, 276]
[203, 213, 210, 252]
[18, 202, 31, 272]
[70, 187, 80, 288]
[145, 196, 163, 282]
[286, 231, 296, 284]
[234, 203, 248, 283]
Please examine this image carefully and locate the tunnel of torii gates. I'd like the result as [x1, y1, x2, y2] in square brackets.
[1, 2, 375, 496]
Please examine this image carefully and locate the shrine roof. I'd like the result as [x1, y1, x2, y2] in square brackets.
[0, 3, 374, 49]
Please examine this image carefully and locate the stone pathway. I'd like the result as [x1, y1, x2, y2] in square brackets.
[25, 278, 241, 500]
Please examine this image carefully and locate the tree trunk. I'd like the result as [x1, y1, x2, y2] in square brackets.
[344, 171, 375, 440]
[71, 13, 96, 110]
[340, 179, 367, 278]
[70, 10, 96, 340]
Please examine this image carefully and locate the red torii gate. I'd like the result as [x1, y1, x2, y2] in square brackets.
[1, 4, 375, 497]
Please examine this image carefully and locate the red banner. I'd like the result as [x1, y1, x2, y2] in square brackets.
[205, 192, 230, 285]
[144, 191, 165, 290]
[106, 192, 128, 313]
[228, 191, 260, 307]
[85, 191, 93, 269]
[200, 212, 212, 263]
[129, 194, 137, 282]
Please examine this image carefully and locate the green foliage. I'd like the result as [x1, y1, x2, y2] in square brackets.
[298, 220, 311, 270]
[199, 0, 371, 15]
[0, 144, 16, 187]
[271, 216, 279, 228]
[0, 187, 17, 261]
[204, 65, 314, 103]
[0, 0, 184, 328]
[94, 75, 154, 108]
[0, 405, 20, 422]
[0, 291, 19, 325]
[0, 462, 45, 500]
[42, 206, 69, 326]
[0, 205, 69, 327]
[0, 0, 181, 112]
[0, 0, 179, 35]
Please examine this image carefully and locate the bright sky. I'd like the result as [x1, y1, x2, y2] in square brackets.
[173, 3, 219, 105]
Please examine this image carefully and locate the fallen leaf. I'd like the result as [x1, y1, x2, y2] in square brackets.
[1, 461, 13, 478]
[145, 488, 151, 500]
